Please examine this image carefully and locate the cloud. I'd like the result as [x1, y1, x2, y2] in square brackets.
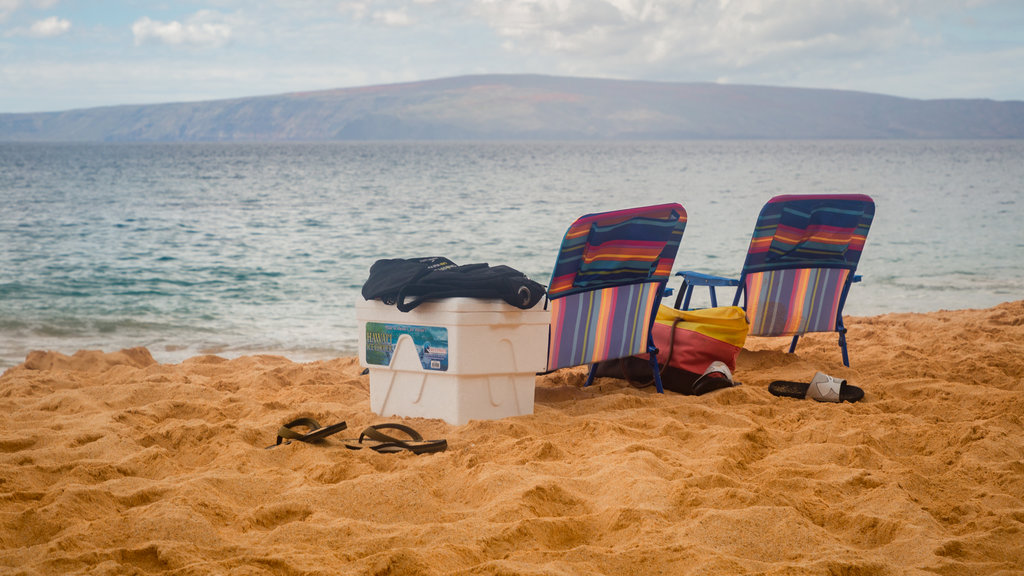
[338, 2, 416, 25]
[470, 0, 926, 78]
[27, 15, 69, 37]
[373, 9, 412, 26]
[1, 0, 62, 23]
[132, 10, 233, 48]
[338, 2, 368, 19]
[0, 0, 20, 23]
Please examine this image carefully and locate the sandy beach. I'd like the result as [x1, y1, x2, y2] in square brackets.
[1, 301, 1022, 575]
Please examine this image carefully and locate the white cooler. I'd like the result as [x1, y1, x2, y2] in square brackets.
[356, 298, 551, 425]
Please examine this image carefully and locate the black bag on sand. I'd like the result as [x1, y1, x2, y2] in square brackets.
[593, 356, 736, 396]
[362, 257, 546, 312]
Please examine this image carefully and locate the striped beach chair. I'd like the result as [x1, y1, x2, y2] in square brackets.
[546, 203, 687, 393]
[674, 194, 875, 366]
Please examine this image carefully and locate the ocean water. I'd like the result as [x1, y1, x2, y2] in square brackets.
[1, 140, 1022, 368]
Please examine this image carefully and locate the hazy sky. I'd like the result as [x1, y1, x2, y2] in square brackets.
[2, 0, 1022, 113]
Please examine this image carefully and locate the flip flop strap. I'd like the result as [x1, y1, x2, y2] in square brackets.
[276, 417, 322, 444]
[808, 372, 844, 402]
[359, 423, 424, 445]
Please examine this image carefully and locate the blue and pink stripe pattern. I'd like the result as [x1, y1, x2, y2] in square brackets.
[744, 268, 850, 336]
[548, 203, 686, 299]
[743, 194, 874, 274]
[546, 204, 686, 372]
[547, 282, 662, 371]
[740, 194, 874, 338]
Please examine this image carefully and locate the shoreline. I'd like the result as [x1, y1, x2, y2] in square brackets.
[2, 300, 1018, 372]
[2, 301, 1022, 575]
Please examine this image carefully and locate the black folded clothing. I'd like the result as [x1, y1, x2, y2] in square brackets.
[361, 257, 546, 312]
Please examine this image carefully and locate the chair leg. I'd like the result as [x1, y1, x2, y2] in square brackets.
[838, 328, 850, 367]
[648, 351, 665, 394]
[674, 282, 685, 308]
[583, 364, 598, 387]
[788, 335, 799, 354]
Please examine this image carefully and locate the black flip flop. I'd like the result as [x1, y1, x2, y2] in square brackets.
[692, 361, 740, 396]
[769, 372, 864, 403]
[344, 423, 447, 454]
[266, 417, 347, 449]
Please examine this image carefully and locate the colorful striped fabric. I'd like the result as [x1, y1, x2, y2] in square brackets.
[548, 204, 686, 299]
[744, 267, 850, 336]
[547, 281, 662, 371]
[743, 194, 874, 274]
[674, 194, 874, 366]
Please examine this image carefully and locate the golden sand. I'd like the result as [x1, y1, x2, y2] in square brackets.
[2, 301, 1022, 575]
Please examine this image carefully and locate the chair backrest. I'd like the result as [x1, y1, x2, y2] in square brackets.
[546, 203, 686, 370]
[738, 194, 875, 337]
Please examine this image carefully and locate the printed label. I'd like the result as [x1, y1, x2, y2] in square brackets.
[364, 322, 449, 372]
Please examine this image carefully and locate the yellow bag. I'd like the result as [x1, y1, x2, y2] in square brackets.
[651, 304, 749, 374]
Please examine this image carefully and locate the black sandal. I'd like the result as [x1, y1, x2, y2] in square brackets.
[266, 418, 347, 449]
[344, 424, 447, 454]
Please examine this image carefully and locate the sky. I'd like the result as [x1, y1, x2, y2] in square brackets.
[1, 0, 1023, 113]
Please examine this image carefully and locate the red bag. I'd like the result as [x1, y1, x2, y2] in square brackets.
[596, 305, 749, 395]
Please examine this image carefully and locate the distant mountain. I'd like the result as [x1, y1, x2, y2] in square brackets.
[2, 74, 1023, 141]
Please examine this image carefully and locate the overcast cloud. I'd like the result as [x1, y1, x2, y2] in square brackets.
[0, 0, 1021, 112]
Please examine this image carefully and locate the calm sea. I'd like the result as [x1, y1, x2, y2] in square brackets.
[1, 141, 1022, 368]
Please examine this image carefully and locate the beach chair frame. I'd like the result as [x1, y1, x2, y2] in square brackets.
[546, 204, 687, 393]
[674, 194, 875, 366]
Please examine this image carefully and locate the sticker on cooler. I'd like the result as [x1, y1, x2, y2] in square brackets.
[364, 322, 449, 372]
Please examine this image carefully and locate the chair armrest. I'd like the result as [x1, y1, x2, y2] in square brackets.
[674, 271, 740, 287]
[673, 271, 741, 309]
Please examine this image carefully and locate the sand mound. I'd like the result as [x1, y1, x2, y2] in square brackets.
[1, 302, 1022, 575]
[21, 347, 157, 372]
